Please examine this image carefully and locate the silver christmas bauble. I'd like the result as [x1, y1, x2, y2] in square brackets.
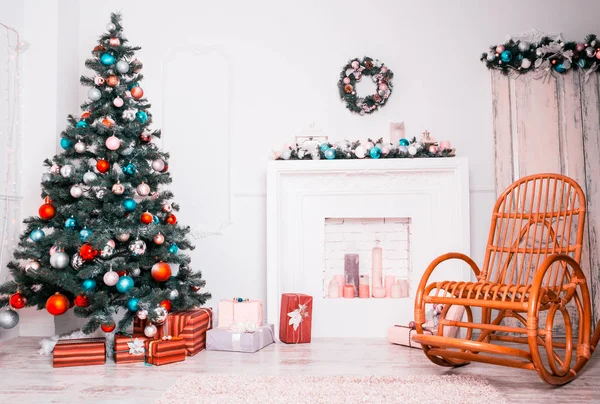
[128, 239, 146, 255]
[152, 306, 168, 324]
[41, 173, 52, 182]
[168, 290, 179, 300]
[88, 87, 102, 101]
[518, 41, 529, 52]
[116, 60, 129, 74]
[106, 22, 116, 31]
[144, 324, 157, 337]
[70, 185, 84, 198]
[408, 145, 418, 156]
[116, 232, 130, 242]
[74, 141, 87, 154]
[0, 309, 19, 329]
[486, 53, 496, 62]
[130, 267, 141, 277]
[50, 251, 69, 269]
[136, 182, 150, 196]
[282, 150, 292, 160]
[586, 47, 596, 58]
[70, 253, 83, 270]
[83, 171, 97, 185]
[398, 145, 409, 154]
[103, 270, 119, 286]
[60, 165, 74, 177]
[151, 159, 165, 171]
[101, 243, 114, 258]
[137, 309, 148, 320]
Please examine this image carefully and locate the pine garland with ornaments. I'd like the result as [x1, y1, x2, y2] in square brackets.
[0, 13, 210, 333]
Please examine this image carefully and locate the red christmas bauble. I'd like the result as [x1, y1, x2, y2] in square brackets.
[159, 299, 172, 312]
[106, 75, 119, 87]
[81, 111, 91, 119]
[101, 322, 116, 333]
[93, 45, 105, 53]
[162, 165, 169, 172]
[96, 159, 110, 173]
[151, 262, 171, 282]
[46, 292, 69, 316]
[140, 211, 153, 224]
[130, 86, 144, 100]
[139, 132, 152, 143]
[80, 243, 99, 261]
[9, 292, 27, 309]
[117, 270, 127, 277]
[39, 203, 56, 220]
[102, 118, 113, 128]
[166, 214, 177, 225]
[74, 294, 89, 307]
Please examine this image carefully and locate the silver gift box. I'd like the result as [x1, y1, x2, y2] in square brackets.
[206, 324, 275, 353]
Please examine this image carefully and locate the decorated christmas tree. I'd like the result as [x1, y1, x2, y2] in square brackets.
[0, 13, 210, 333]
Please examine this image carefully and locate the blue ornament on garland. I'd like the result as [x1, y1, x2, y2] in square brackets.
[136, 111, 148, 123]
[29, 228, 45, 242]
[500, 50, 513, 62]
[319, 143, 330, 152]
[100, 52, 115, 65]
[60, 138, 73, 149]
[127, 298, 139, 311]
[76, 121, 88, 128]
[369, 147, 382, 159]
[168, 244, 179, 254]
[122, 163, 137, 175]
[324, 148, 336, 160]
[554, 63, 567, 73]
[82, 279, 96, 291]
[399, 138, 410, 147]
[578, 59, 587, 68]
[152, 215, 159, 225]
[122, 198, 137, 212]
[64, 217, 77, 229]
[237, 298, 243, 302]
[79, 228, 93, 242]
[116, 276, 134, 293]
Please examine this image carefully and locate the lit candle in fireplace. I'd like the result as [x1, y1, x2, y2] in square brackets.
[372, 240, 383, 295]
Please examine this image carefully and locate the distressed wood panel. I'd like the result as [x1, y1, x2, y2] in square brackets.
[491, 71, 514, 194]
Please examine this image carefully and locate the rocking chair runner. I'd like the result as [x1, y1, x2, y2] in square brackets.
[413, 173, 598, 386]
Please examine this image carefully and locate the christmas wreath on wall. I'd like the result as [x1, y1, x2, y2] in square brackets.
[338, 57, 393, 115]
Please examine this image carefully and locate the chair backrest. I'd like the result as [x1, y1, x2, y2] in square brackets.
[481, 174, 586, 289]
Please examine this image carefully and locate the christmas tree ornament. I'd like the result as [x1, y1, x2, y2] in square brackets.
[162, 203, 172, 213]
[29, 228, 45, 242]
[136, 182, 150, 196]
[82, 279, 96, 291]
[116, 60, 130, 73]
[128, 239, 146, 255]
[116, 232, 131, 242]
[106, 75, 119, 87]
[137, 309, 148, 320]
[132, 58, 143, 73]
[354, 145, 366, 159]
[136, 111, 148, 123]
[102, 117, 114, 127]
[166, 214, 177, 225]
[93, 76, 105, 86]
[408, 145, 418, 156]
[152, 215, 160, 224]
[95, 187, 107, 199]
[109, 37, 120, 47]
[60, 165, 74, 178]
[39, 199, 56, 220]
[159, 299, 172, 312]
[103, 269, 119, 286]
[0, 309, 19, 329]
[122, 198, 137, 212]
[517, 41, 529, 52]
[144, 324, 157, 337]
[64, 216, 77, 229]
[324, 148, 336, 160]
[122, 163, 137, 175]
[88, 87, 102, 101]
[116, 275, 134, 293]
[111, 181, 125, 195]
[49, 245, 59, 255]
[554, 63, 567, 73]
[80, 243, 99, 261]
[369, 147, 381, 159]
[60, 138, 73, 149]
[130, 86, 144, 99]
[70, 185, 84, 198]
[140, 211, 153, 224]
[83, 171, 98, 184]
[50, 164, 61, 174]
[105, 135, 121, 150]
[70, 253, 84, 270]
[578, 59, 587, 68]
[521, 58, 532, 69]
[151, 159, 165, 172]
[281, 150, 291, 160]
[9, 293, 27, 309]
[100, 52, 115, 65]
[130, 267, 141, 277]
[151, 262, 172, 282]
[153, 233, 165, 244]
[74, 141, 87, 153]
[429, 145, 439, 154]
[168, 244, 179, 254]
[106, 22, 116, 31]
[112, 96, 124, 108]
[79, 228, 93, 242]
[81, 110, 91, 119]
[74, 295, 89, 307]
[127, 298, 140, 311]
[122, 109, 136, 121]
[50, 251, 70, 269]
[96, 159, 110, 173]
[152, 306, 169, 324]
[139, 132, 152, 143]
[586, 47, 595, 57]
[25, 260, 40, 272]
[169, 289, 179, 300]
[101, 322, 116, 333]
[46, 292, 69, 316]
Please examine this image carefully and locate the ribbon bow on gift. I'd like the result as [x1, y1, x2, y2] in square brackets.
[230, 322, 257, 333]
[287, 303, 308, 331]
[127, 338, 145, 355]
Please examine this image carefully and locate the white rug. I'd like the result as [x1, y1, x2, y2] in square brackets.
[157, 374, 507, 404]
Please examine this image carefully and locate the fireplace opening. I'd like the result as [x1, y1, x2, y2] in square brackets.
[323, 217, 411, 299]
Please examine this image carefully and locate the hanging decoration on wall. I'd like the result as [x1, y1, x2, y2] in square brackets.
[338, 57, 393, 115]
[481, 33, 600, 81]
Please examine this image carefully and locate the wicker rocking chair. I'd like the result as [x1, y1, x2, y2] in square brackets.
[413, 173, 598, 385]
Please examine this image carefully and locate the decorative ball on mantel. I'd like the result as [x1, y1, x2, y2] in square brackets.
[353, 145, 366, 159]
[369, 147, 381, 159]
[324, 148, 336, 160]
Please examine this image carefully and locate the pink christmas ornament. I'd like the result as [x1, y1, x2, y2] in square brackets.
[94, 76, 105, 86]
[596, 50, 600, 60]
[50, 164, 60, 174]
[495, 45, 505, 53]
[136, 182, 150, 196]
[343, 77, 351, 84]
[106, 239, 116, 249]
[109, 37, 120, 47]
[105, 135, 121, 150]
[380, 66, 388, 73]
[379, 83, 388, 91]
[351, 60, 359, 70]
[151, 159, 165, 172]
[576, 43, 586, 52]
[113, 96, 124, 108]
[364, 141, 374, 150]
[381, 146, 391, 155]
[151, 192, 160, 200]
[162, 203, 173, 213]
[428, 145, 438, 154]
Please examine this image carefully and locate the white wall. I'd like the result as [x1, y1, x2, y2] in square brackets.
[2, 0, 600, 338]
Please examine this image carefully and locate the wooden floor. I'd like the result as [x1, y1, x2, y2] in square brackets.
[0, 337, 599, 403]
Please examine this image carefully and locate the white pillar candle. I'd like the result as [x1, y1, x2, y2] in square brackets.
[384, 275, 396, 298]
[390, 284, 402, 298]
[398, 279, 410, 297]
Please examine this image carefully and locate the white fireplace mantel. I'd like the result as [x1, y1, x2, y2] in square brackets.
[266, 158, 470, 338]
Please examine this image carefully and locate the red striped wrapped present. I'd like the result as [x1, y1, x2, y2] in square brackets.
[53, 338, 106, 368]
[145, 338, 186, 366]
[165, 308, 212, 356]
[133, 317, 165, 338]
[114, 333, 153, 364]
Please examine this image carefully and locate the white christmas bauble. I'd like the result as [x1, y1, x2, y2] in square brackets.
[113, 96, 124, 108]
[169, 290, 179, 300]
[60, 165, 74, 177]
[83, 171, 97, 184]
[130, 267, 141, 277]
[74, 141, 86, 153]
[486, 53, 496, 62]
[518, 41, 529, 52]
[129, 239, 147, 255]
[521, 58, 532, 69]
[116, 60, 129, 74]
[408, 145, 418, 156]
[70, 185, 83, 198]
[151, 159, 165, 172]
[398, 145, 408, 154]
[112, 182, 125, 195]
[122, 109, 136, 122]
[50, 252, 69, 269]
[144, 324, 157, 338]
[297, 149, 306, 159]
[103, 270, 119, 286]
[137, 309, 148, 320]
[354, 145, 366, 159]
[536, 48, 543, 57]
[26, 261, 40, 272]
[105, 135, 121, 150]
[282, 150, 292, 160]
[136, 182, 150, 196]
[116, 232, 131, 242]
[586, 47, 596, 58]
[88, 88, 102, 101]
[106, 22, 116, 31]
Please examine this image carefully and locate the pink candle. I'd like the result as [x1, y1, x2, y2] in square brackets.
[398, 279, 409, 297]
[328, 279, 340, 298]
[343, 284, 355, 298]
[439, 141, 451, 151]
[372, 241, 382, 288]
[358, 284, 370, 298]
[334, 274, 344, 297]
[384, 275, 396, 298]
[390, 284, 402, 298]
[372, 286, 386, 298]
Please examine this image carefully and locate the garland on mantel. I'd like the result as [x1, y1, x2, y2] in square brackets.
[481, 34, 599, 81]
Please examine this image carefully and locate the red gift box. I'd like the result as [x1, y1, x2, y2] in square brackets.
[53, 338, 106, 368]
[279, 293, 313, 344]
[165, 308, 212, 356]
[114, 333, 153, 364]
[145, 338, 186, 366]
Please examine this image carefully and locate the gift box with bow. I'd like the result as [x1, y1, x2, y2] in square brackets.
[279, 293, 312, 344]
[206, 323, 275, 353]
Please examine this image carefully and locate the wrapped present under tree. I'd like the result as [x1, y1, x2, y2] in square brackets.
[53, 338, 106, 368]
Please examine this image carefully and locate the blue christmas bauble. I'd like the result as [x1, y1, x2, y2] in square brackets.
[554, 63, 567, 73]
[319, 143, 330, 152]
[168, 244, 179, 254]
[578, 59, 587, 68]
[122, 163, 137, 175]
[369, 147, 382, 159]
[76, 121, 88, 128]
[136, 111, 148, 123]
[82, 279, 96, 291]
[116, 276, 134, 293]
[64, 217, 77, 229]
[324, 148, 336, 160]
[399, 138, 410, 146]
[122, 198, 137, 212]
[237, 297, 243, 302]
[60, 138, 73, 149]
[30, 228, 45, 242]
[79, 228, 93, 242]
[127, 298, 139, 311]
[100, 53, 115, 65]
[152, 215, 159, 225]
[500, 50, 512, 62]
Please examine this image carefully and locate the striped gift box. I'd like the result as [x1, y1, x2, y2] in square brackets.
[165, 308, 212, 356]
[114, 334, 152, 364]
[145, 338, 186, 366]
[53, 338, 106, 368]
